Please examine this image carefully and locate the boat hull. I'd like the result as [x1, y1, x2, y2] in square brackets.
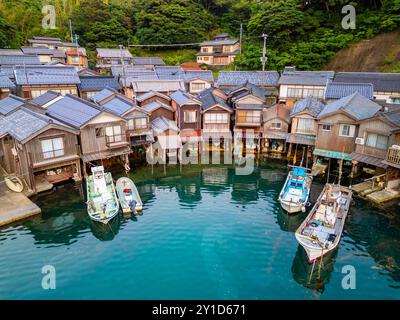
[279, 199, 305, 214]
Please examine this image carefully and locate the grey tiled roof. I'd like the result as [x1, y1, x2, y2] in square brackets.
[318, 92, 381, 120]
[132, 57, 165, 66]
[184, 70, 214, 82]
[0, 66, 15, 79]
[170, 89, 201, 105]
[111, 65, 153, 77]
[279, 71, 334, 86]
[291, 96, 325, 117]
[78, 76, 121, 92]
[217, 71, 280, 87]
[325, 82, 374, 100]
[0, 107, 74, 142]
[151, 116, 179, 134]
[21, 46, 55, 55]
[200, 39, 238, 46]
[46, 94, 102, 128]
[142, 100, 174, 113]
[96, 48, 132, 58]
[101, 96, 134, 117]
[197, 87, 231, 111]
[0, 55, 41, 66]
[136, 90, 171, 102]
[155, 66, 184, 80]
[229, 82, 269, 101]
[333, 72, 400, 92]
[0, 94, 26, 115]
[0, 49, 23, 56]
[14, 65, 80, 85]
[131, 80, 185, 93]
[382, 108, 400, 128]
[29, 91, 61, 107]
[0, 73, 15, 89]
[91, 88, 118, 103]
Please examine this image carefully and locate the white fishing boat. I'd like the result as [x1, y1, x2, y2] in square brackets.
[86, 166, 119, 224]
[4, 175, 24, 193]
[295, 183, 352, 263]
[278, 166, 313, 214]
[116, 177, 143, 214]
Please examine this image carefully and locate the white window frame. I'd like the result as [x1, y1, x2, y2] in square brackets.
[339, 124, 356, 137]
[41, 137, 64, 159]
[184, 111, 197, 123]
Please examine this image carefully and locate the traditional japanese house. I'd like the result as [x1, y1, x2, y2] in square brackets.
[91, 88, 152, 148]
[170, 89, 203, 151]
[287, 96, 325, 160]
[142, 99, 175, 123]
[196, 34, 240, 66]
[0, 107, 81, 194]
[315, 93, 382, 163]
[20, 46, 66, 64]
[150, 116, 181, 163]
[132, 57, 165, 69]
[278, 69, 334, 107]
[382, 119, 400, 200]
[0, 73, 15, 99]
[350, 108, 400, 175]
[262, 103, 291, 155]
[324, 82, 374, 103]
[184, 70, 214, 94]
[216, 71, 280, 93]
[78, 75, 121, 100]
[228, 81, 276, 107]
[96, 48, 133, 71]
[65, 48, 88, 68]
[136, 90, 172, 108]
[14, 65, 80, 99]
[333, 72, 400, 104]
[44, 94, 131, 175]
[197, 87, 233, 150]
[0, 94, 26, 117]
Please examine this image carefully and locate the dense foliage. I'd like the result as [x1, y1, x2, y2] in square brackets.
[0, 0, 399, 70]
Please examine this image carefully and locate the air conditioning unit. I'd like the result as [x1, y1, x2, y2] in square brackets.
[391, 145, 400, 150]
[355, 137, 365, 145]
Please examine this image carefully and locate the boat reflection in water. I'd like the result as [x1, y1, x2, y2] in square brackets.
[275, 209, 307, 233]
[90, 214, 122, 241]
[291, 245, 338, 293]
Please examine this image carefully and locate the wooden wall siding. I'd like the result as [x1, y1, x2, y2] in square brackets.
[149, 108, 174, 122]
[291, 115, 318, 135]
[236, 95, 264, 105]
[25, 128, 79, 165]
[393, 133, 400, 145]
[80, 121, 127, 155]
[139, 96, 170, 107]
[202, 106, 231, 131]
[263, 119, 289, 132]
[20, 85, 78, 99]
[355, 118, 393, 158]
[0, 137, 17, 174]
[178, 104, 201, 130]
[316, 113, 357, 154]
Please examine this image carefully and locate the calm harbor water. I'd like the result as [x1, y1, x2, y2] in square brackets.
[0, 161, 399, 299]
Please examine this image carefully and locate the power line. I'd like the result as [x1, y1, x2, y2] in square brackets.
[128, 43, 201, 48]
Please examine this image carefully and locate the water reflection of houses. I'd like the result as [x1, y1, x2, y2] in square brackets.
[201, 167, 230, 196]
[231, 169, 260, 204]
[175, 171, 202, 206]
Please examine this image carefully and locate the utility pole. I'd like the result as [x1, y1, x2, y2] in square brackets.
[239, 23, 243, 55]
[261, 33, 268, 71]
[69, 19, 73, 43]
[119, 44, 128, 97]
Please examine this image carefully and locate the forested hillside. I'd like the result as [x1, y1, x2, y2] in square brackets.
[0, 0, 399, 71]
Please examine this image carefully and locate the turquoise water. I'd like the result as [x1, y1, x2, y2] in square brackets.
[0, 162, 399, 299]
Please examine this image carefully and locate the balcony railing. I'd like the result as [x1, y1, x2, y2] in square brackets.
[386, 147, 400, 165]
[105, 135, 128, 147]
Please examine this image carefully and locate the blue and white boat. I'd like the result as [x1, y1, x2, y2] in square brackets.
[278, 166, 313, 214]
